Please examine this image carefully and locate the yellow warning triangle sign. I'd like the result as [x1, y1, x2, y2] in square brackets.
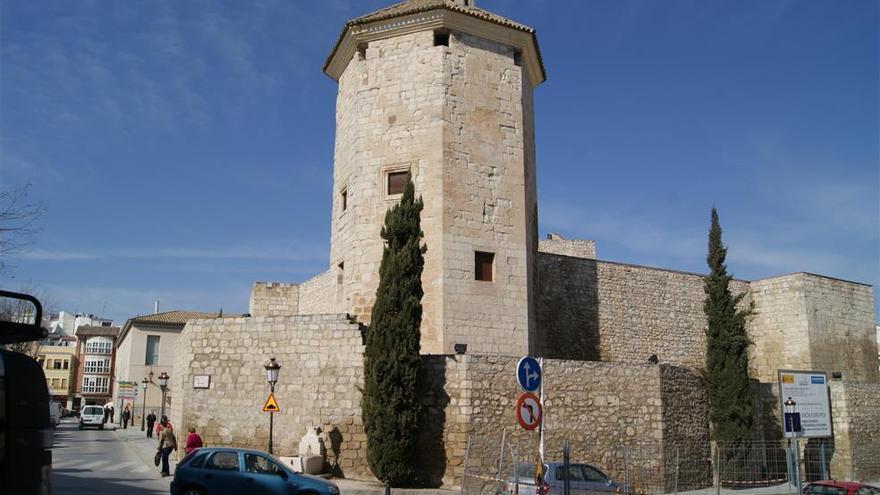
[262, 393, 280, 413]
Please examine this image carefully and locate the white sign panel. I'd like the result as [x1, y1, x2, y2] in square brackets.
[777, 370, 831, 438]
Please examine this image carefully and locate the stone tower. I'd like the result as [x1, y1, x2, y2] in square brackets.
[323, 0, 546, 355]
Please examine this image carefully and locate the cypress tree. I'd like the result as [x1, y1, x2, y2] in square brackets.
[362, 178, 425, 486]
[703, 208, 754, 448]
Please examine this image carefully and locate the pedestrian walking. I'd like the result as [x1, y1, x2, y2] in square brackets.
[121, 406, 131, 429]
[184, 427, 204, 455]
[108, 403, 115, 423]
[146, 411, 157, 438]
[157, 417, 177, 477]
[102, 404, 110, 424]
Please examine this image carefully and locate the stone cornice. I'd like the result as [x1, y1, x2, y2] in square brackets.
[324, 9, 546, 87]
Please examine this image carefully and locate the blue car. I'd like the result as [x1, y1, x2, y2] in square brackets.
[170, 447, 340, 495]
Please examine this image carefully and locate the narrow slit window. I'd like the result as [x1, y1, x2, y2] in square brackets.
[341, 188, 348, 211]
[434, 31, 449, 47]
[357, 43, 368, 61]
[387, 171, 409, 195]
[337, 262, 344, 285]
[513, 50, 522, 67]
[475, 251, 495, 281]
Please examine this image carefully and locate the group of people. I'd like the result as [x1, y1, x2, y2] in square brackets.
[148, 412, 204, 477]
[99, 403, 133, 429]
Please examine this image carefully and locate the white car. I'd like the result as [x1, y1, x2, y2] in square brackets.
[79, 405, 105, 430]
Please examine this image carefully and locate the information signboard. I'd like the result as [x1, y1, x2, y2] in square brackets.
[777, 370, 831, 438]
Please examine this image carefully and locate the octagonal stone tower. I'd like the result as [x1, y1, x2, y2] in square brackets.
[324, 0, 545, 355]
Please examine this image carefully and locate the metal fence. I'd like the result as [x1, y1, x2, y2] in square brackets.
[459, 431, 867, 495]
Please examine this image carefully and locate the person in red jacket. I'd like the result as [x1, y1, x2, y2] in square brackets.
[184, 426, 203, 455]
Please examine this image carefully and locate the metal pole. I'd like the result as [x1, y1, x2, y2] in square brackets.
[498, 429, 507, 478]
[268, 383, 275, 455]
[140, 385, 147, 430]
[460, 434, 472, 495]
[674, 447, 680, 495]
[160, 388, 166, 419]
[563, 439, 571, 495]
[819, 440, 827, 480]
[538, 357, 545, 465]
[793, 437, 801, 494]
[714, 442, 721, 495]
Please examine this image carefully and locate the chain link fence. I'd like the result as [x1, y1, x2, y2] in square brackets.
[459, 431, 871, 495]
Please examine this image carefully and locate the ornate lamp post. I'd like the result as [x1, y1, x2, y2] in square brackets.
[264, 357, 281, 454]
[140, 376, 149, 431]
[158, 371, 169, 419]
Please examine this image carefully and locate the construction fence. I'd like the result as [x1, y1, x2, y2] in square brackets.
[459, 430, 869, 495]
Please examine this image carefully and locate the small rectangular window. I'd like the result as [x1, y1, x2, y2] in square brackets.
[341, 188, 348, 211]
[145, 335, 160, 366]
[63, 359, 69, 369]
[475, 251, 495, 281]
[434, 31, 449, 47]
[387, 171, 409, 195]
[513, 50, 522, 67]
[337, 262, 344, 285]
[53, 360, 62, 369]
[357, 43, 368, 61]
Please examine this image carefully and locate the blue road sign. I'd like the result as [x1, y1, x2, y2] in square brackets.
[784, 412, 802, 434]
[517, 356, 541, 392]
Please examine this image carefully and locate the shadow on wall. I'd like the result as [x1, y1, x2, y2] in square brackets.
[326, 427, 344, 477]
[415, 356, 449, 487]
[536, 254, 600, 360]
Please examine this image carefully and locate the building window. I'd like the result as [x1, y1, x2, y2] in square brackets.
[145, 335, 160, 366]
[84, 358, 110, 373]
[63, 359, 69, 370]
[82, 376, 109, 394]
[341, 188, 348, 211]
[337, 262, 344, 285]
[52, 378, 60, 389]
[387, 171, 409, 196]
[475, 251, 495, 281]
[53, 360, 62, 370]
[61, 379, 67, 389]
[357, 43, 367, 61]
[513, 49, 522, 67]
[85, 337, 112, 354]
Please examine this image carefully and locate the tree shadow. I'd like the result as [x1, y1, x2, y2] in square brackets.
[414, 355, 449, 488]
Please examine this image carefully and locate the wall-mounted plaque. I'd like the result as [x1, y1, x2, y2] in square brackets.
[193, 375, 211, 389]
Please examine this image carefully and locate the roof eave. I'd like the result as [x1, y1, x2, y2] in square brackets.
[323, 8, 546, 86]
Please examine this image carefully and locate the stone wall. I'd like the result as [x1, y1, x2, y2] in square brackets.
[536, 254, 749, 368]
[297, 270, 340, 315]
[538, 236, 596, 259]
[249, 282, 299, 317]
[749, 273, 878, 384]
[829, 381, 880, 481]
[169, 314, 370, 477]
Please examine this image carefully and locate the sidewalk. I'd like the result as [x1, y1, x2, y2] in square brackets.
[111, 423, 458, 494]
[113, 422, 177, 487]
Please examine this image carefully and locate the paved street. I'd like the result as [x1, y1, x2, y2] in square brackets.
[52, 418, 172, 494]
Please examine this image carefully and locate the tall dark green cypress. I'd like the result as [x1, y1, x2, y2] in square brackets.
[704, 208, 754, 447]
[362, 178, 425, 486]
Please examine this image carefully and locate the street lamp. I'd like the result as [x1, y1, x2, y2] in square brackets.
[264, 357, 281, 454]
[784, 397, 801, 489]
[140, 377, 149, 431]
[158, 372, 169, 419]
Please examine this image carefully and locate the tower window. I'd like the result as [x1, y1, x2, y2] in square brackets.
[513, 50, 522, 67]
[337, 262, 344, 285]
[387, 171, 409, 195]
[475, 251, 495, 282]
[434, 30, 449, 47]
[357, 43, 368, 61]
[341, 188, 348, 211]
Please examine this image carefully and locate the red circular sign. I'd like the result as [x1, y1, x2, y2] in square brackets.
[515, 392, 542, 430]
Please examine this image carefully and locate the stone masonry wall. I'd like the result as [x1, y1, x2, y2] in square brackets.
[829, 381, 880, 481]
[249, 282, 299, 317]
[539, 237, 596, 259]
[749, 273, 878, 384]
[297, 270, 340, 315]
[536, 253, 749, 368]
[170, 314, 370, 478]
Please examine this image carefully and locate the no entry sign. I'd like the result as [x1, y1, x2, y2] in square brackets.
[515, 392, 542, 430]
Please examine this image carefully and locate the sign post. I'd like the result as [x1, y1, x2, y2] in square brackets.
[777, 370, 831, 489]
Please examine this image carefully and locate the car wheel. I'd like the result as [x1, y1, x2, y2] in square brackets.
[180, 487, 205, 495]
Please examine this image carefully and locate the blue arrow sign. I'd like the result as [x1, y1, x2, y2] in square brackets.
[517, 356, 541, 392]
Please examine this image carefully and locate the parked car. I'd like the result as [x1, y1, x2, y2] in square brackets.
[803, 481, 880, 495]
[49, 401, 62, 427]
[170, 447, 340, 495]
[79, 405, 106, 429]
[503, 461, 624, 495]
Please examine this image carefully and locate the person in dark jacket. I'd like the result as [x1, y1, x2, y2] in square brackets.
[121, 407, 131, 429]
[146, 411, 157, 438]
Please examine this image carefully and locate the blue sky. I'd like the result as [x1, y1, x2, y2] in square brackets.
[2, 0, 877, 323]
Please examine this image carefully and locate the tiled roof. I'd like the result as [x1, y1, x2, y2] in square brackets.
[129, 311, 230, 325]
[76, 325, 120, 337]
[348, 0, 534, 33]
